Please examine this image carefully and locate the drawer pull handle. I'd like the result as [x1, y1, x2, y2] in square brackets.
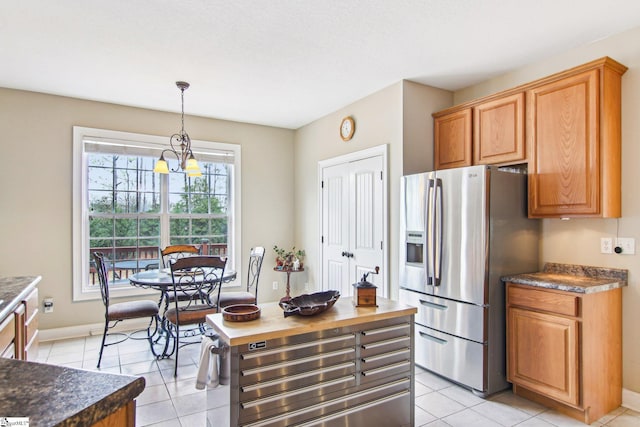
[361, 360, 410, 377]
[361, 323, 410, 336]
[241, 362, 354, 392]
[242, 348, 354, 376]
[241, 334, 354, 360]
[419, 331, 447, 344]
[362, 348, 410, 363]
[361, 336, 410, 350]
[242, 375, 355, 409]
[419, 299, 447, 310]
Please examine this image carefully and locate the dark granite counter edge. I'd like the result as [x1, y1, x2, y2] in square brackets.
[502, 275, 626, 294]
[0, 276, 41, 322]
[0, 358, 145, 427]
[58, 376, 146, 427]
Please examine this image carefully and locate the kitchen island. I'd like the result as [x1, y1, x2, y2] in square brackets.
[207, 296, 417, 427]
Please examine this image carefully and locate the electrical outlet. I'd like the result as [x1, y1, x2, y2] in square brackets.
[615, 237, 635, 255]
[272, 281, 278, 290]
[304, 282, 309, 291]
[43, 298, 54, 313]
[600, 237, 613, 254]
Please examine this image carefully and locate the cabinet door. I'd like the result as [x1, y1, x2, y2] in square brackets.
[434, 108, 472, 170]
[527, 69, 599, 217]
[473, 93, 525, 165]
[508, 307, 579, 406]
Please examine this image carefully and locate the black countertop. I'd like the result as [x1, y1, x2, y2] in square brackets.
[0, 358, 145, 426]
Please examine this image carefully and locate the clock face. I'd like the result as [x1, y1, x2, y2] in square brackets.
[340, 117, 355, 141]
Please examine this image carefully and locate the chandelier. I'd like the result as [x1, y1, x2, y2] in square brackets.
[153, 81, 202, 177]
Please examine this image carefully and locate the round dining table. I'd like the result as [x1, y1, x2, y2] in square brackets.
[128, 268, 237, 290]
[128, 268, 237, 358]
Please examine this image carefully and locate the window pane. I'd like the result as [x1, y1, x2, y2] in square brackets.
[192, 218, 209, 235]
[170, 218, 190, 236]
[80, 139, 234, 293]
[140, 218, 160, 237]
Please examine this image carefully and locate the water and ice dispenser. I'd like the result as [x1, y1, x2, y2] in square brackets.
[405, 231, 424, 265]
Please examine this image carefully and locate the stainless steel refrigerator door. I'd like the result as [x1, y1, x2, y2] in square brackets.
[430, 165, 488, 305]
[414, 323, 485, 392]
[399, 172, 433, 294]
[399, 289, 484, 343]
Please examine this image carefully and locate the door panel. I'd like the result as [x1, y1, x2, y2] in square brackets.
[323, 163, 350, 296]
[351, 156, 384, 295]
[322, 155, 385, 297]
[399, 289, 485, 343]
[415, 323, 485, 392]
[432, 166, 487, 305]
[399, 173, 430, 294]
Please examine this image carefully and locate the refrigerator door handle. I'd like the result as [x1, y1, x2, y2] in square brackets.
[434, 178, 443, 286]
[418, 331, 447, 345]
[426, 178, 436, 286]
[419, 299, 447, 310]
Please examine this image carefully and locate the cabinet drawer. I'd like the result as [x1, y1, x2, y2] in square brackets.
[507, 284, 578, 317]
[0, 315, 15, 357]
[24, 288, 38, 323]
[26, 313, 38, 347]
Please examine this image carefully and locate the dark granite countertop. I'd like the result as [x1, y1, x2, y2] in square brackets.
[0, 276, 42, 321]
[0, 358, 145, 426]
[502, 263, 628, 294]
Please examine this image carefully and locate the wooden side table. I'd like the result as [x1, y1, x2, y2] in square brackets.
[274, 267, 304, 302]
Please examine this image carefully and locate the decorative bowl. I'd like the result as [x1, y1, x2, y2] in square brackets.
[278, 290, 340, 318]
[222, 304, 261, 322]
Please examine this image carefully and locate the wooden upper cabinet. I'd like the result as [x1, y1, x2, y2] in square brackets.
[434, 108, 472, 170]
[473, 92, 525, 165]
[528, 58, 627, 218]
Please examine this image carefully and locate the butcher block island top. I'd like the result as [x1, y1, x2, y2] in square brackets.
[207, 296, 417, 346]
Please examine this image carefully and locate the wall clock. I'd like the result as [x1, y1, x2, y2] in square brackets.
[340, 116, 355, 141]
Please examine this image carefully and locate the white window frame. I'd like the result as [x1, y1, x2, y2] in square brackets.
[72, 126, 242, 301]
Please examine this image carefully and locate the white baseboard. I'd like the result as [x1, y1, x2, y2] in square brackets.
[623, 387, 640, 412]
[39, 319, 151, 342]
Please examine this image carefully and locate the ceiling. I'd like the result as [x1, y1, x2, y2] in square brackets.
[2, 1, 640, 129]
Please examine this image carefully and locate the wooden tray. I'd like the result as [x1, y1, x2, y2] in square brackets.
[222, 304, 261, 322]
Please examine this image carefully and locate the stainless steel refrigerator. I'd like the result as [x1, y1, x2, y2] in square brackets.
[399, 164, 539, 396]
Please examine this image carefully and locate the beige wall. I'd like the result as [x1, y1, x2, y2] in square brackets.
[293, 81, 451, 300]
[454, 26, 640, 393]
[0, 88, 295, 330]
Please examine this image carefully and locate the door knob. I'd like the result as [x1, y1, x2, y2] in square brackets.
[341, 251, 354, 258]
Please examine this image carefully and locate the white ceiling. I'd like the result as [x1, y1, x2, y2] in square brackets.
[2, 1, 640, 129]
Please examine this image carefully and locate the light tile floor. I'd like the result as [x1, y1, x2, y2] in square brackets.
[37, 335, 640, 427]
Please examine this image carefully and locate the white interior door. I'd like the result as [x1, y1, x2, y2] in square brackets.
[321, 151, 386, 298]
[322, 162, 351, 297]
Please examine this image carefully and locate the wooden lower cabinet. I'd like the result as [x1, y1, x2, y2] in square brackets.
[506, 283, 622, 424]
[0, 288, 39, 361]
[92, 400, 136, 427]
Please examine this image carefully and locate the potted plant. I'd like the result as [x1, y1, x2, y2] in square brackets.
[273, 246, 306, 270]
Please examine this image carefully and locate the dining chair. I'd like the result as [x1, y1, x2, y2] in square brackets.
[158, 244, 202, 310]
[219, 246, 265, 308]
[165, 255, 227, 376]
[161, 244, 200, 268]
[93, 252, 160, 368]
